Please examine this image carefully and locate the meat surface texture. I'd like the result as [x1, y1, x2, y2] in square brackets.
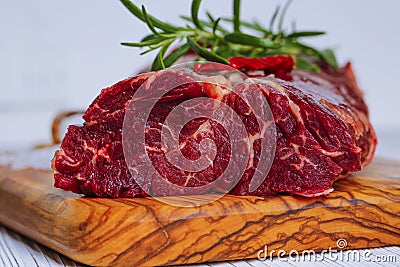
[52, 62, 376, 198]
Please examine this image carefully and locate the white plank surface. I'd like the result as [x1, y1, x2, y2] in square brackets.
[0, 227, 83, 267]
[0, 225, 399, 267]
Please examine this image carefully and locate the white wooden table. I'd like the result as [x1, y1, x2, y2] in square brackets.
[0, 128, 399, 267]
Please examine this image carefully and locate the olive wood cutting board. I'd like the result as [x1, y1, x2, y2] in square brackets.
[0, 157, 399, 267]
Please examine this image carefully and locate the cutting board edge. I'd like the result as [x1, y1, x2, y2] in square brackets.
[1, 157, 400, 266]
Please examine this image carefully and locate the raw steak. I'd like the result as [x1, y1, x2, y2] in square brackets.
[52, 62, 376, 198]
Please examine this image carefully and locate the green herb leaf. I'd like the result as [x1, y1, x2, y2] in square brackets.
[139, 48, 156, 55]
[269, 5, 280, 30]
[291, 41, 322, 59]
[225, 32, 280, 48]
[278, 0, 292, 32]
[142, 5, 160, 36]
[141, 33, 159, 42]
[152, 50, 165, 71]
[295, 57, 321, 73]
[287, 31, 326, 38]
[191, 0, 203, 30]
[121, 0, 181, 33]
[151, 41, 173, 71]
[233, 0, 241, 32]
[222, 18, 271, 35]
[121, 38, 163, 47]
[215, 45, 236, 58]
[319, 49, 339, 70]
[180, 15, 227, 33]
[163, 43, 191, 67]
[212, 18, 221, 34]
[187, 37, 229, 64]
[206, 11, 215, 23]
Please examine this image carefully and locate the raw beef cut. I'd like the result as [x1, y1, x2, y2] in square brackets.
[52, 61, 376, 198]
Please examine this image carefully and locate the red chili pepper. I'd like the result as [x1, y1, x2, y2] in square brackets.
[193, 55, 294, 81]
[228, 55, 294, 80]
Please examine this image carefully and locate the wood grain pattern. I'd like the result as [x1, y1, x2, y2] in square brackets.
[0, 157, 399, 267]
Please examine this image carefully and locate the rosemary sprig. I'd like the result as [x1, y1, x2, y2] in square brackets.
[120, 0, 338, 72]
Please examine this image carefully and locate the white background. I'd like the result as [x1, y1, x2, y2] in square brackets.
[0, 0, 399, 155]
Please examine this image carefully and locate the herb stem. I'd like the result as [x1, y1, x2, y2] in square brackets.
[233, 0, 241, 32]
